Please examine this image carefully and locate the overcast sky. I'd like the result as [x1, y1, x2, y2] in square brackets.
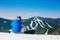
[0, 0, 60, 19]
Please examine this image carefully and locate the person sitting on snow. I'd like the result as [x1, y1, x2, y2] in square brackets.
[11, 16, 22, 34]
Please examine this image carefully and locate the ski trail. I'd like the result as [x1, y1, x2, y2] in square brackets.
[37, 18, 45, 26]
[30, 21, 38, 30]
[45, 22, 53, 28]
[45, 29, 49, 35]
[34, 17, 45, 28]
[38, 21, 45, 28]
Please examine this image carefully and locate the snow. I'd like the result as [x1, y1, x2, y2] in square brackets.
[0, 33, 60, 40]
[34, 17, 45, 28]
[45, 22, 53, 28]
[30, 21, 38, 30]
[45, 29, 49, 35]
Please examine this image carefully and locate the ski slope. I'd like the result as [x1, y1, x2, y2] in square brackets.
[0, 32, 60, 40]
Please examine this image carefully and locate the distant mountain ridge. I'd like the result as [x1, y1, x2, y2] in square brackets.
[22, 16, 60, 34]
[0, 17, 12, 32]
[0, 17, 60, 34]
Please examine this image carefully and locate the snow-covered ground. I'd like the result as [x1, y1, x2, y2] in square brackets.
[0, 32, 60, 40]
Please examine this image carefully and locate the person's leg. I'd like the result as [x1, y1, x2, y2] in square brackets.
[24, 30, 35, 34]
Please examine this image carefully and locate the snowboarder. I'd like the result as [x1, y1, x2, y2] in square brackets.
[11, 16, 22, 34]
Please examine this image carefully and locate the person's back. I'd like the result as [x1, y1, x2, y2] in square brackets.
[11, 16, 22, 33]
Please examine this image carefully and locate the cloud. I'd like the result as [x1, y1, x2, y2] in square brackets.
[17, 12, 40, 19]
[0, 10, 60, 20]
[0, 12, 41, 19]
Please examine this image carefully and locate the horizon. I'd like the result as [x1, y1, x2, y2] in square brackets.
[0, 0, 60, 19]
[0, 16, 60, 20]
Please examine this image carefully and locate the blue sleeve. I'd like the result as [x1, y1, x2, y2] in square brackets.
[11, 21, 14, 27]
[11, 20, 17, 27]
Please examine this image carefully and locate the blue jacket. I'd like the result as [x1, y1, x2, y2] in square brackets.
[11, 19, 22, 33]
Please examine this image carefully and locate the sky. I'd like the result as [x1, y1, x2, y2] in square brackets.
[0, 0, 60, 19]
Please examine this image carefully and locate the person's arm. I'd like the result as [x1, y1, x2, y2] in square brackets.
[11, 21, 15, 27]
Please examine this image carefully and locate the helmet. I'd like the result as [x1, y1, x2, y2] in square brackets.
[17, 16, 21, 20]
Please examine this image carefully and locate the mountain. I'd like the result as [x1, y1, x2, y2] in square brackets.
[0, 17, 12, 32]
[0, 17, 60, 35]
[22, 16, 60, 35]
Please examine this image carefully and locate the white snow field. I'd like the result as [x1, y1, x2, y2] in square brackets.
[0, 32, 60, 40]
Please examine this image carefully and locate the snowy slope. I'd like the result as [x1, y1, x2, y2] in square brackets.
[0, 33, 60, 40]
